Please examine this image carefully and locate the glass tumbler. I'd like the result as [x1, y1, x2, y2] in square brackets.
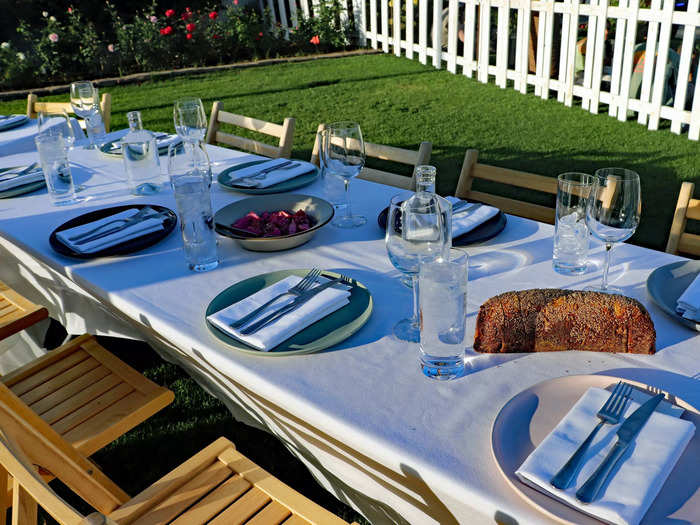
[169, 161, 219, 272]
[419, 249, 469, 380]
[122, 133, 162, 195]
[553, 172, 594, 275]
[34, 133, 78, 206]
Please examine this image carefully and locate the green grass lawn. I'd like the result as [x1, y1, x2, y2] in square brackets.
[1, 53, 698, 250]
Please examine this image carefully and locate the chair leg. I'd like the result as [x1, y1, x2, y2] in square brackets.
[12, 478, 37, 525]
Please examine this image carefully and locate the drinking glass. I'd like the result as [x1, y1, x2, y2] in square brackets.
[585, 168, 641, 293]
[317, 126, 346, 208]
[553, 172, 594, 275]
[419, 249, 469, 380]
[70, 81, 105, 149]
[173, 97, 207, 144]
[38, 111, 76, 149]
[122, 135, 162, 195]
[324, 122, 366, 228]
[386, 192, 451, 342]
[35, 133, 78, 206]
[168, 148, 219, 272]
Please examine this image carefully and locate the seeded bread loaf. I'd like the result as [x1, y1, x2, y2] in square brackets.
[473, 289, 656, 354]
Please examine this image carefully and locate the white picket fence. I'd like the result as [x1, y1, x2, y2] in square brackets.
[267, 0, 700, 140]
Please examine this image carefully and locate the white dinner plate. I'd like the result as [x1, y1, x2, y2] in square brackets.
[491, 374, 700, 524]
[646, 260, 700, 332]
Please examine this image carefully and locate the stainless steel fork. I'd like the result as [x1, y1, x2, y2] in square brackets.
[229, 268, 321, 329]
[550, 381, 632, 489]
[68, 207, 157, 243]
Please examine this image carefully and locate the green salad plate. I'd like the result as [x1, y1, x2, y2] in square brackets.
[0, 166, 45, 199]
[206, 269, 373, 356]
[217, 160, 319, 195]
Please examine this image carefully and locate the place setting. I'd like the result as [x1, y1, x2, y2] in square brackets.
[0, 162, 45, 199]
[49, 204, 177, 258]
[0, 114, 30, 132]
[205, 268, 373, 356]
[217, 158, 319, 194]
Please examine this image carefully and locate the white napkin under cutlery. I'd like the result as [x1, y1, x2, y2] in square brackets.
[225, 159, 314, 188]
[446, 196, 500, 237]
[516, 387, 695, 525]
[56, 208, 167, 254]
[0, 114, 28, 131]
[676, 271, 700, 322]
[207, 275, 351, 351]
[0, 167, 44, 192]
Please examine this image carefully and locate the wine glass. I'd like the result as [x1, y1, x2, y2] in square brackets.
[173, 97, 207, 144]
[324, 122, 366, 228]
[386, 192, 451, 342]
[70, 81, 99, 149]
[585, 168, 641, 293]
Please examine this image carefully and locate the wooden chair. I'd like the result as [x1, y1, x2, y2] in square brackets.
[455, 149, 558, 224]
[0, 381, 355, 525]
[0, 281, 48, 342]
[310, 124, 432, 190]
[205, 101, 295, 159]
[26, 93, 112, 133]
[666, 181, 700, 256]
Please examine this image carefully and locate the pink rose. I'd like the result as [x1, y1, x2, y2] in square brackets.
[149, 15, 158, 23]
[107, 43, 115, 52]
[48, 33, 59, 43]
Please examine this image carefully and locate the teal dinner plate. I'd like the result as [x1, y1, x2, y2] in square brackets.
[0, 166, 45, 199]
[646, 260, 700, 332]
[217, 160, 319, 195]
[205, 269, 373, 355]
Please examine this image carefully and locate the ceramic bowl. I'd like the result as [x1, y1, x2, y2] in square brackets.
[214, 193, 334, 252]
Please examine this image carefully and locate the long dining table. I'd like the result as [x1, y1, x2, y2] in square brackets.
[0, 138, 698, 524]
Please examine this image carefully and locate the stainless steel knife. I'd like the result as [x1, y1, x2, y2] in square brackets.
[575, 393, 665, 503]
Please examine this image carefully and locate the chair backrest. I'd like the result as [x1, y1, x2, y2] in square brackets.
[26, 93, 112, 133]
[0, 281, 48, 341]
[666, 181, 700, 256]
[205, 101, 295, 158]
[310, 123, 432, 190]
[0, 381, 128, 520]
[455, 149, 557, 224]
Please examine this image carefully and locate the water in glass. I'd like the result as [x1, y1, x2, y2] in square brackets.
[122, 133, 162, 195]
[419, 250, 468, 380]
[553, 172, 594, 275]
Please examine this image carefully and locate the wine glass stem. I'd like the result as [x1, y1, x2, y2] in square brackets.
[344, 179, 352, 219]
[602, 242, 614, 290]
[411, 274, 419, 326]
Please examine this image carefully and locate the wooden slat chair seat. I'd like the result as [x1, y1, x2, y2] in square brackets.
[666, 181, 700, 257]
[205, 101, 295, 159]
[26, 93, 112, 133]
[0, 382, 355, 525]
[310, 124, 432, 190]
[1, 334, 174, 460]
[455, 149, 558, 224]
[0, 281, 48, 341]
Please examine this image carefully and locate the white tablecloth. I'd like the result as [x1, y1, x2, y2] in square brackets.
[0, 117, 84, 156]
[0, 143, 698, 524]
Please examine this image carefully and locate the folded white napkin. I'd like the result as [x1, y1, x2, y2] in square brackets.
[516, 387, 695, 525]
[0, 168, 44, 192]
[676, 272, 700, 322]
[0, 114, 28, 131]
[446, 196, 499, 237]
[155, 133, 182, 150]
[56, 208, 166, 254]
[226, 159, 314, 188]
[207, 275, 351, 351]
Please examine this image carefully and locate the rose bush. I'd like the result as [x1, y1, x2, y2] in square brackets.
[0, 0, 354, 90]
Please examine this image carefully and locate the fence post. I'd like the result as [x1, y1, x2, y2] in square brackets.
[406, 0, 414, 58]
[447, 0, 459, 73]
[563, 0, 580, 106]
[277, 0, 290, 38]
[463, 0, 477, 77]
[616, 0, 639, 120]
[518, 0, 531, 93]
[588, 0, 608, 113]
[419, 0, 428, 63]
[381, 0, 390, 51]
[647, 0, 674, 130]
[689, 62, 700, 140]
[540, 0, 556, 99]
[370, 0, 378, 47]
[671, 0, 699, 134]
[478, 0, 491, 82]
[496, 0, 510, 88]
[581, 0, 598, 110]
[433, 0, 443, 68]
[394, 0, 402, 55]
[354, 0, 367, 46]
[637, 0, 662, 125]
[607, 0, 628, 116]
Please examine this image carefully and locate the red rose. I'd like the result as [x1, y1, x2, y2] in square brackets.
[160, 25, 173, 35]
[165, 8, 175, 17]
[186, 33, 193, 40]
[186, 22, 196, 32]
[209, 11, 218, 19]
[181, 13, 190, 20]
[186, 6, 191, 11]
[234, 0, 238, 4]
[258, 31, 263, 36]
[212, 34, 219, 39]
[310, 35, 320, 45]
